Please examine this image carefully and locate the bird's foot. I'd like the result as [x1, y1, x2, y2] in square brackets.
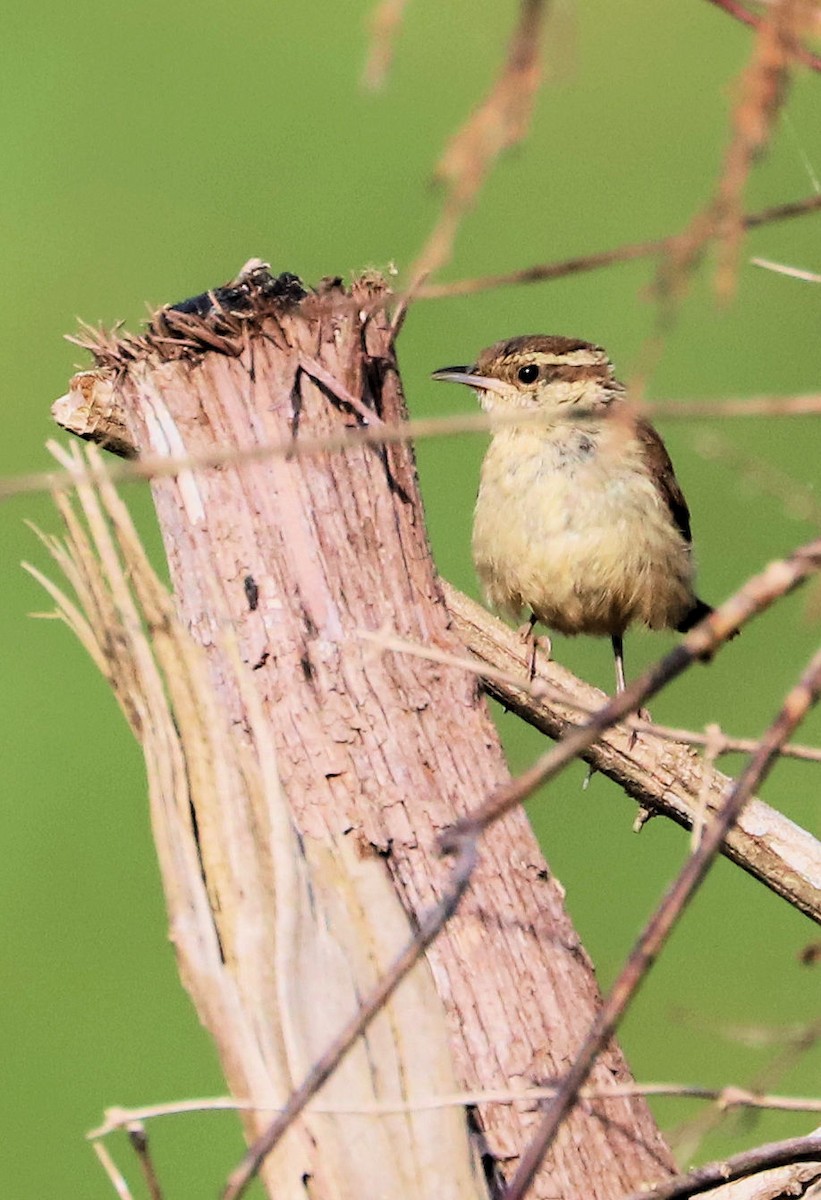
[628, 706, 652, 750]
[517, 618, 551, 680]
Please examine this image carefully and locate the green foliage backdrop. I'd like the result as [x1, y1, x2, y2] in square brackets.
[2, 2, 819, 1196]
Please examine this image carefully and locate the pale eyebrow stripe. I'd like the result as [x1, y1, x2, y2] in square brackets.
[516, 350, 605, 367]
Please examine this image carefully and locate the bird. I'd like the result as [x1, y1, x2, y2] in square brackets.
[432, 334, 718, 694]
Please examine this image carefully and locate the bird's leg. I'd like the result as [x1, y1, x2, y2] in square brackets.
[611, 632, 651, 739]
[517, 612, 550, 680]
[611, 633, 627, 695]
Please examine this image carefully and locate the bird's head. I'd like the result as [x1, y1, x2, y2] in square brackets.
[432, 334, 622, 417]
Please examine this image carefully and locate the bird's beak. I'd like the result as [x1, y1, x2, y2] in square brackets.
[431, 366, 508, 396]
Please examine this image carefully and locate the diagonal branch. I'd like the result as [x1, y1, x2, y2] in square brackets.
[440, 584, 821, 924]
[502, 646, 821, 1200]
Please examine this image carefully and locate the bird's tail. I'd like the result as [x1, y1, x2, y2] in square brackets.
[677, 598, 740, 652]
[677, 598, 714, 633]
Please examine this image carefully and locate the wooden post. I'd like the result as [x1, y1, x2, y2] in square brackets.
[54, 265, 675, 1199]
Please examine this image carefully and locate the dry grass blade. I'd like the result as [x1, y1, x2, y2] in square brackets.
[751, 255, 821, 282]
[91, 1141, 135, 1200]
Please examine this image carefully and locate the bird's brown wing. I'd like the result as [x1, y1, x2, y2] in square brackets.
[635, 418, 692, 544]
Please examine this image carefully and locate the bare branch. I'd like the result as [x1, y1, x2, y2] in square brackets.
[621, 1129, 821, 1200]
[126, 1124, 164, 1200]
[26, 385, 821, 509]
[656, 1, 811, 306]
[650, 393, 821, 418]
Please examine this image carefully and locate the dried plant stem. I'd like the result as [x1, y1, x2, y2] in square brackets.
[91, 1142, 134, 1200]
[503, 647, 821, 1200]
[410, 0, 548, 283]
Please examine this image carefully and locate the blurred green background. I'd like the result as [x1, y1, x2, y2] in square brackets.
[2, 2, 820, 1196]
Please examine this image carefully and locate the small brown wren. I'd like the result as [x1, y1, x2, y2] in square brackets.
[432, 334, 716, 692]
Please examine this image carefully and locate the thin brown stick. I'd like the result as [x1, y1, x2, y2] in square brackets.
[414, 192, 821, 301]
[502, 646, 821, 1200]
[126, 1123, 163, 1200]
[297, 352, 385, 428]
[621, 1130, 821, 1200]
[221, 836, 477, 1200]
[704, 0, 821, 72]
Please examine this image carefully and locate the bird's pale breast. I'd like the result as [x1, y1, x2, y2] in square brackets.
[472, 423, 697, 636]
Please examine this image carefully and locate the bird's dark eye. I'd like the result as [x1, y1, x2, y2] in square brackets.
[517, 364, 539, 384]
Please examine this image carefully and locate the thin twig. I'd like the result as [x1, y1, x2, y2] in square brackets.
[651, 393, 821, 418]
[221, 836, 477, 1200]
[502, 646, 821, 1200]
[656, 1, 805, 307]
[361, 0, 410, 90]
[621, 1130, 821, 1200]
[414, 192, 821, 301]
[751, 255, 821, 282]
[126, 1123, 163, 1200]
[89, 1082, 821, 1139]
[23, 385, 821, 507]
[359, 622, 821, 763]
[297, 352, 385, 428]
[91, 1141, 134, 1200]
